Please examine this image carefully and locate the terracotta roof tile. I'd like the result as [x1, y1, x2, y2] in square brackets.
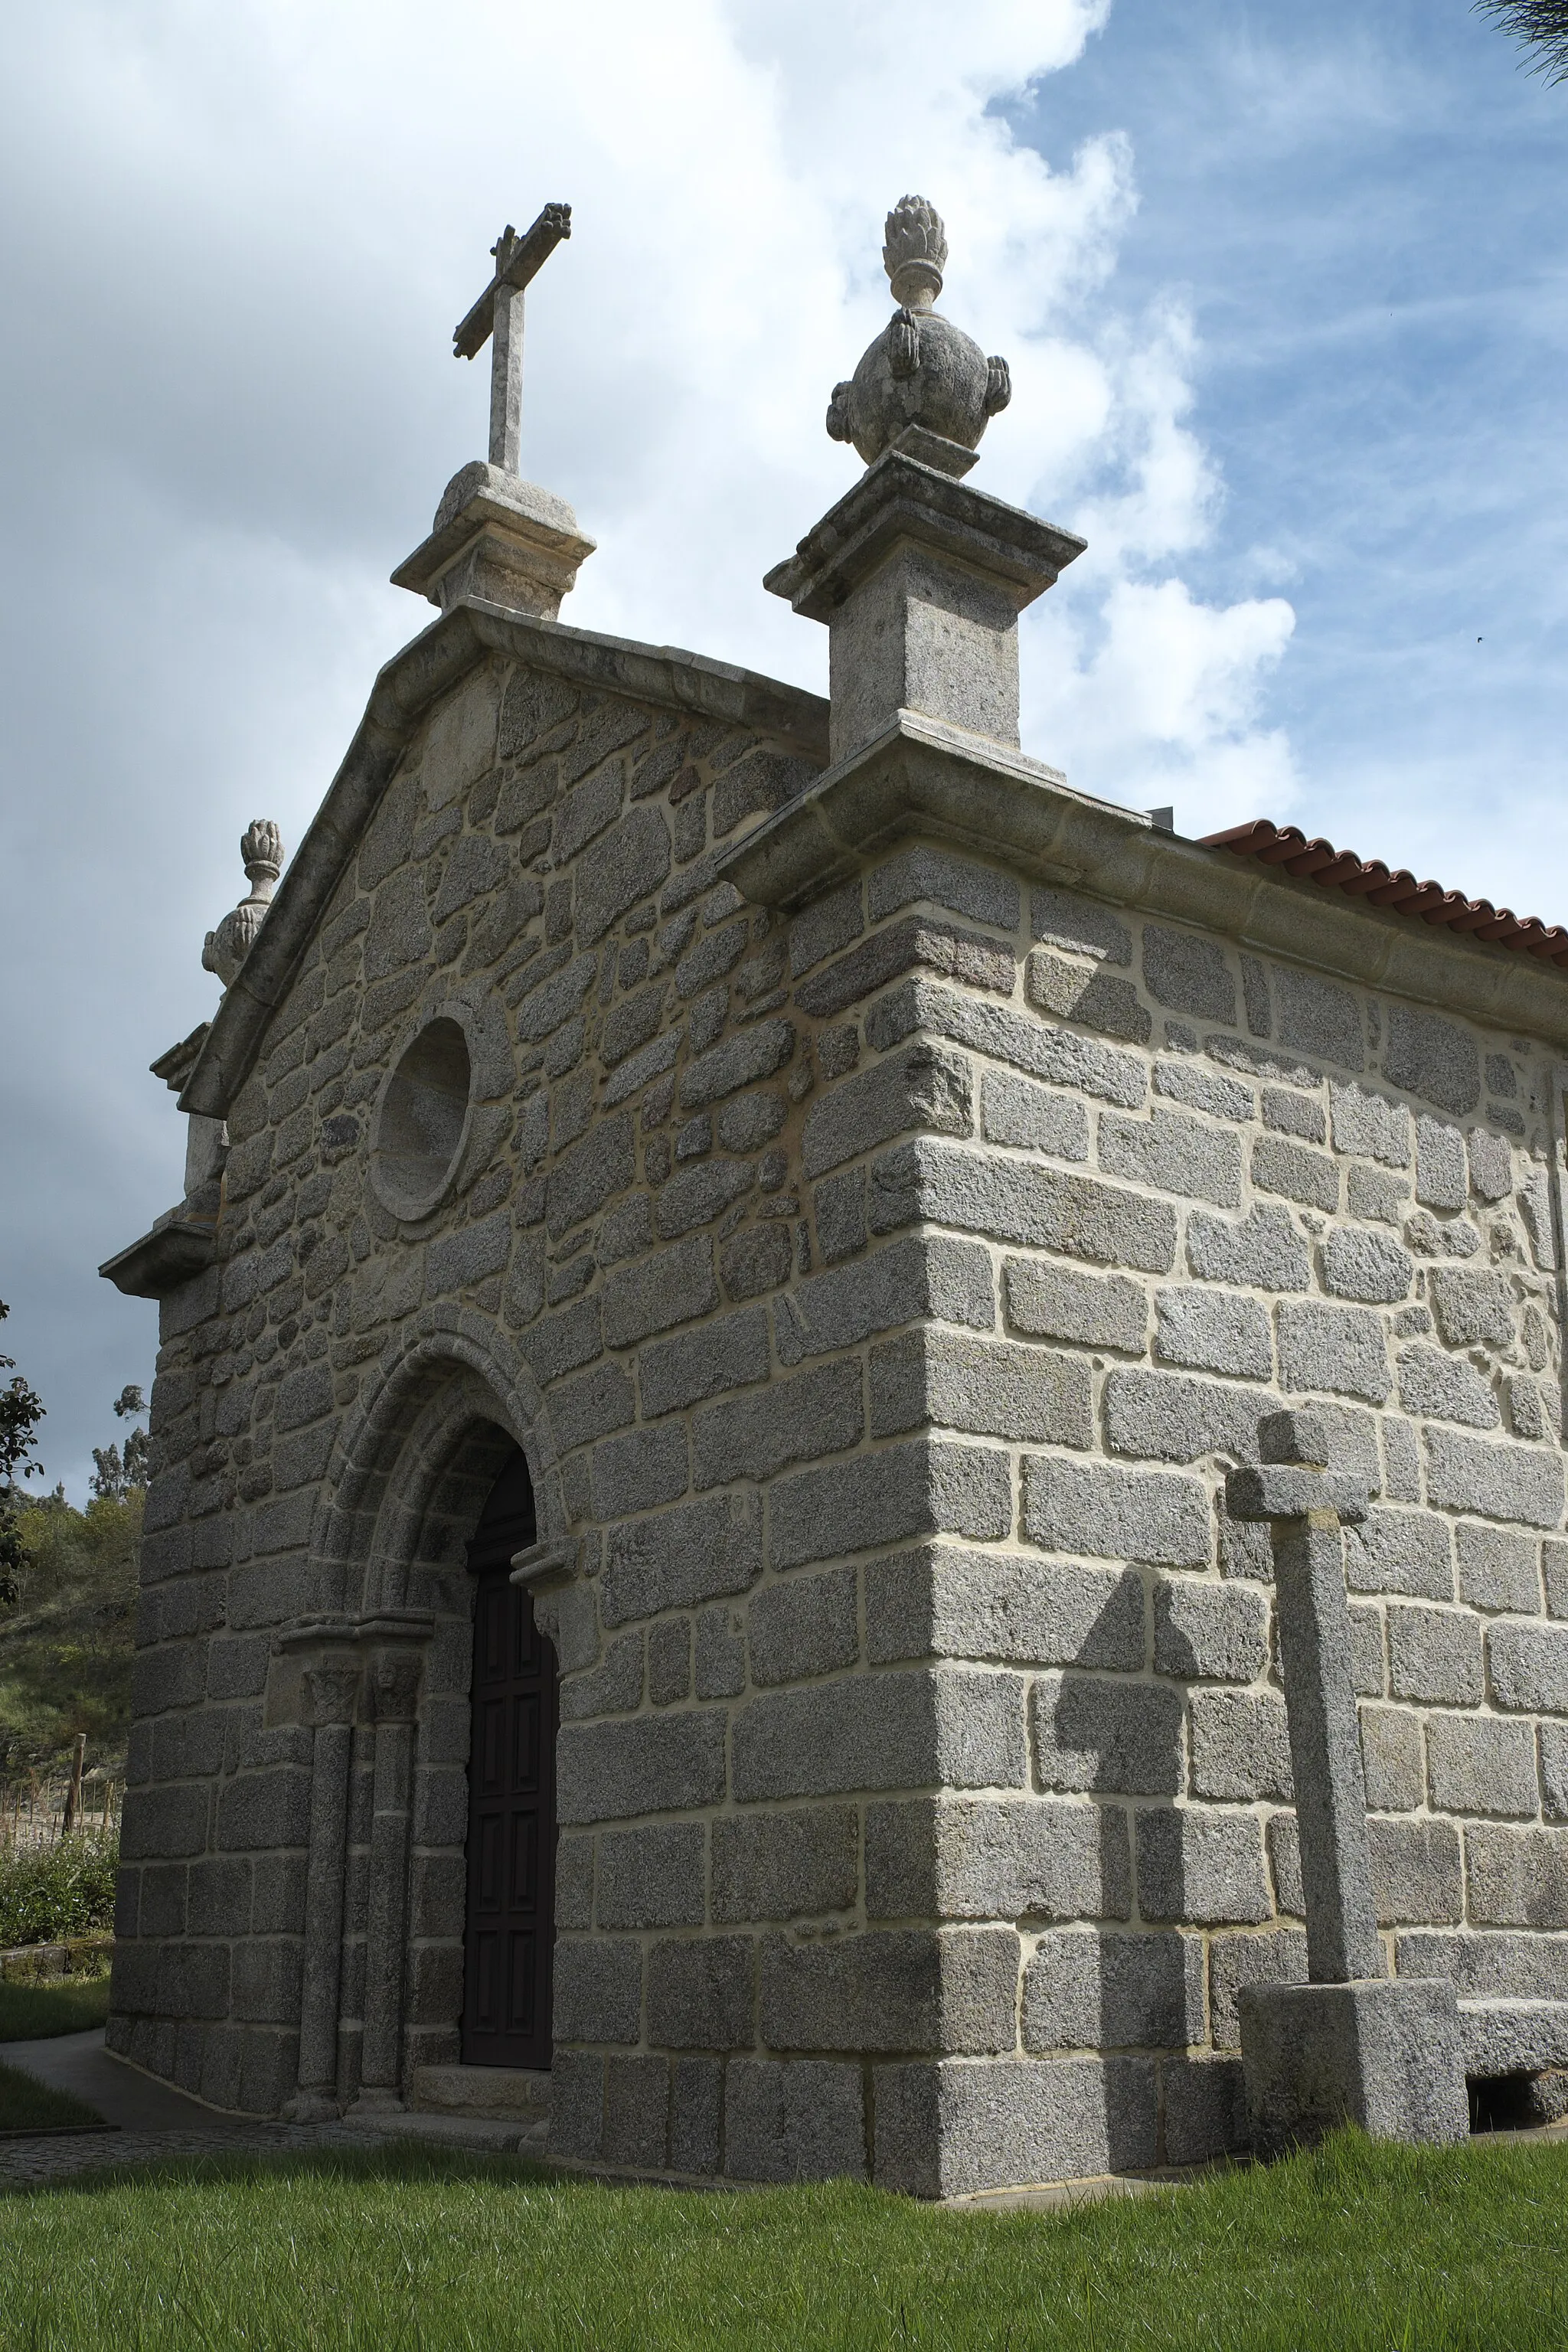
[1199, 818, 1568, 968]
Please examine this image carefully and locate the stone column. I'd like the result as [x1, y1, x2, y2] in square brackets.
[284, 1653, 361, 2122]
[350, 1646, 423, 2114]
[1225, 1409, 1468, 2153]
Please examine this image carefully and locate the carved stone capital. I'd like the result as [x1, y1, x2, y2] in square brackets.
[365, 1647, 423, 1723]
[391, 466, 595, 620]
[270, 1612, 434, 1728]
[301, 1656, 361, 1728]
[1227, 1409, 1370, 1525]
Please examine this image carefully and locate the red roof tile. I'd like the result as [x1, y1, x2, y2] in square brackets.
[1198, 818, 1568, 969]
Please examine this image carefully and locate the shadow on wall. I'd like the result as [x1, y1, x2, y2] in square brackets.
[1022, 1558, 1269, 2170]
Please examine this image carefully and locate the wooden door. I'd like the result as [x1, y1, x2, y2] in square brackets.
[460, 1451, 555, 2070]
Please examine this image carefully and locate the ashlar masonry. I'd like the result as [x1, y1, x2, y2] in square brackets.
[102, 197, 1568, 2194]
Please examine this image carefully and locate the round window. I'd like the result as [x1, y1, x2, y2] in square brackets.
[371, 1015, 474, 1219]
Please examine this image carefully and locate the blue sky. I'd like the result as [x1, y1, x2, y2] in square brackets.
[2, 0, 1565, 1495]
[1025, 0, 1568, 900]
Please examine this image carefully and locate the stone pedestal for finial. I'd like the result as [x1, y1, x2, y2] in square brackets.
[1227, 1410, 1468, 2155]
[766, 455, 1083, 768]
[768, 197, 1084, 769]
[392, 460, 596, 619]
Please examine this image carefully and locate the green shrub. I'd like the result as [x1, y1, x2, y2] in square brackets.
[0, 1971, 112, 2040]
[0, 1832, 118, 1949]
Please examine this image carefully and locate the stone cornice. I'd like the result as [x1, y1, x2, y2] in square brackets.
[179, 600, 828, 1119]
[99, 1209, 217, 1298]
[763, 449, 1086, 619]
[714, 710, 1568, 1047]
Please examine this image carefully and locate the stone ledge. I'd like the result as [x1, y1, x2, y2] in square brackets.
[0, 1934, 114, 1983]
[764, 450, 1086, 620]
[99, 1211, 216, 1299]
[714, 712, 1568, 1046]
[1460, 1998, 1568, 2079]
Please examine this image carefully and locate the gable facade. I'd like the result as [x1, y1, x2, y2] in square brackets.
[103, 230, 1568, 2189]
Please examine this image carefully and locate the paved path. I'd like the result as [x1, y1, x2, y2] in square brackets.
[0, 2030, 376, 2188]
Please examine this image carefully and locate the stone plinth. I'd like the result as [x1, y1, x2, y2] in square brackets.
[765, 452, 1084, 766]
[393, 461, 596, 619]
[1240, 1978, 1468, 2154]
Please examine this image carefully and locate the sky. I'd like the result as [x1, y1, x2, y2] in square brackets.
[2, 0, 1566, 1498]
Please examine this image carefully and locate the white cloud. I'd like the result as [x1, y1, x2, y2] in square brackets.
[1028, 573, 1298, 829]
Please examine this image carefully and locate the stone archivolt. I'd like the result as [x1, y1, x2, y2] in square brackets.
[99, 197, 1568, 2196]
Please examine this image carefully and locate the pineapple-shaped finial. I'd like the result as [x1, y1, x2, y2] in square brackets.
[203, 820, 286, 988]
[825, 197, 1011, 472]
[881, 196, 948, 312]
[240, 820, 283, 893]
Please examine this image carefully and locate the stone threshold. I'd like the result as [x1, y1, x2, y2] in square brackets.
[406, 2062, 550, 2122]
[338, 2110, 544, 2156]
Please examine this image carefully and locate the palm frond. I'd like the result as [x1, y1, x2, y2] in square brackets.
[1476, 0, 1568, 84]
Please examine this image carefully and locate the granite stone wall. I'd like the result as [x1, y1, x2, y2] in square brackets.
[109, 642, 1568, 2194]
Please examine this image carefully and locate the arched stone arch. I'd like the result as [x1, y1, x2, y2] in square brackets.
[287, 1304, 567, 2117]
[303, 1302, 565, 1622]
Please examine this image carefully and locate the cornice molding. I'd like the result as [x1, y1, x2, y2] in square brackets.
[714, 710, 1568, 1046]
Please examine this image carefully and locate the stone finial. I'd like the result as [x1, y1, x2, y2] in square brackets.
[826, 197, 1012, 475]
[882, 195, 948, 310]
[203, 820, 284, 988]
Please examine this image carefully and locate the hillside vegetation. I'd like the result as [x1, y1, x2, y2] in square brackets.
[0, 1491, 139, 1779]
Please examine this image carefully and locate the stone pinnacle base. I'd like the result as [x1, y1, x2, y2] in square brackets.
[1239, 1978, 1468, 2156]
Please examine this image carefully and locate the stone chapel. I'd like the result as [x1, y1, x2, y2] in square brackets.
[101, 196, 1568, 2194]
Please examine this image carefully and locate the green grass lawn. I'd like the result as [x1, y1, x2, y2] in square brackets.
[0, 2131, 1566, 2350]
[0, 1971, 111, 2043]
[0, 2058, 103, 2135]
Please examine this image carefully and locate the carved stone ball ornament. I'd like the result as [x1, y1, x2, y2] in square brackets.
[827, 196, 1012, 473]
[203, 820, 283, 988]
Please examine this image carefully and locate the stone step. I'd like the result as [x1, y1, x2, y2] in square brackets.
[341, 2109, 548, 2155]
[407, 2064, 551, 2122]
[1459, 1999, 1568, 2079]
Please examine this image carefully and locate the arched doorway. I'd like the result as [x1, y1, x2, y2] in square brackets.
[459, 1447, 557, 2071]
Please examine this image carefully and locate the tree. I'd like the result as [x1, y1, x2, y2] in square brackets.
[0, 1486, 141, 1775]
[1477, 1, 1568, 82]
[0, 1302, 46, 1607]
[90, 1385, 149, 1504]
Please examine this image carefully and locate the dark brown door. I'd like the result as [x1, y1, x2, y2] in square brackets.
[460, 1450, 555, 2070]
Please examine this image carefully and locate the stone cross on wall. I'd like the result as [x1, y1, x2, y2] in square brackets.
[452, 203, 572, 475]
[1227, 1409, 1469, 2152]
[1227, 1410, 1378, 1984]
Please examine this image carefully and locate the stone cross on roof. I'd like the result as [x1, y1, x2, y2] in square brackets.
[452, 203, 571, 475]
